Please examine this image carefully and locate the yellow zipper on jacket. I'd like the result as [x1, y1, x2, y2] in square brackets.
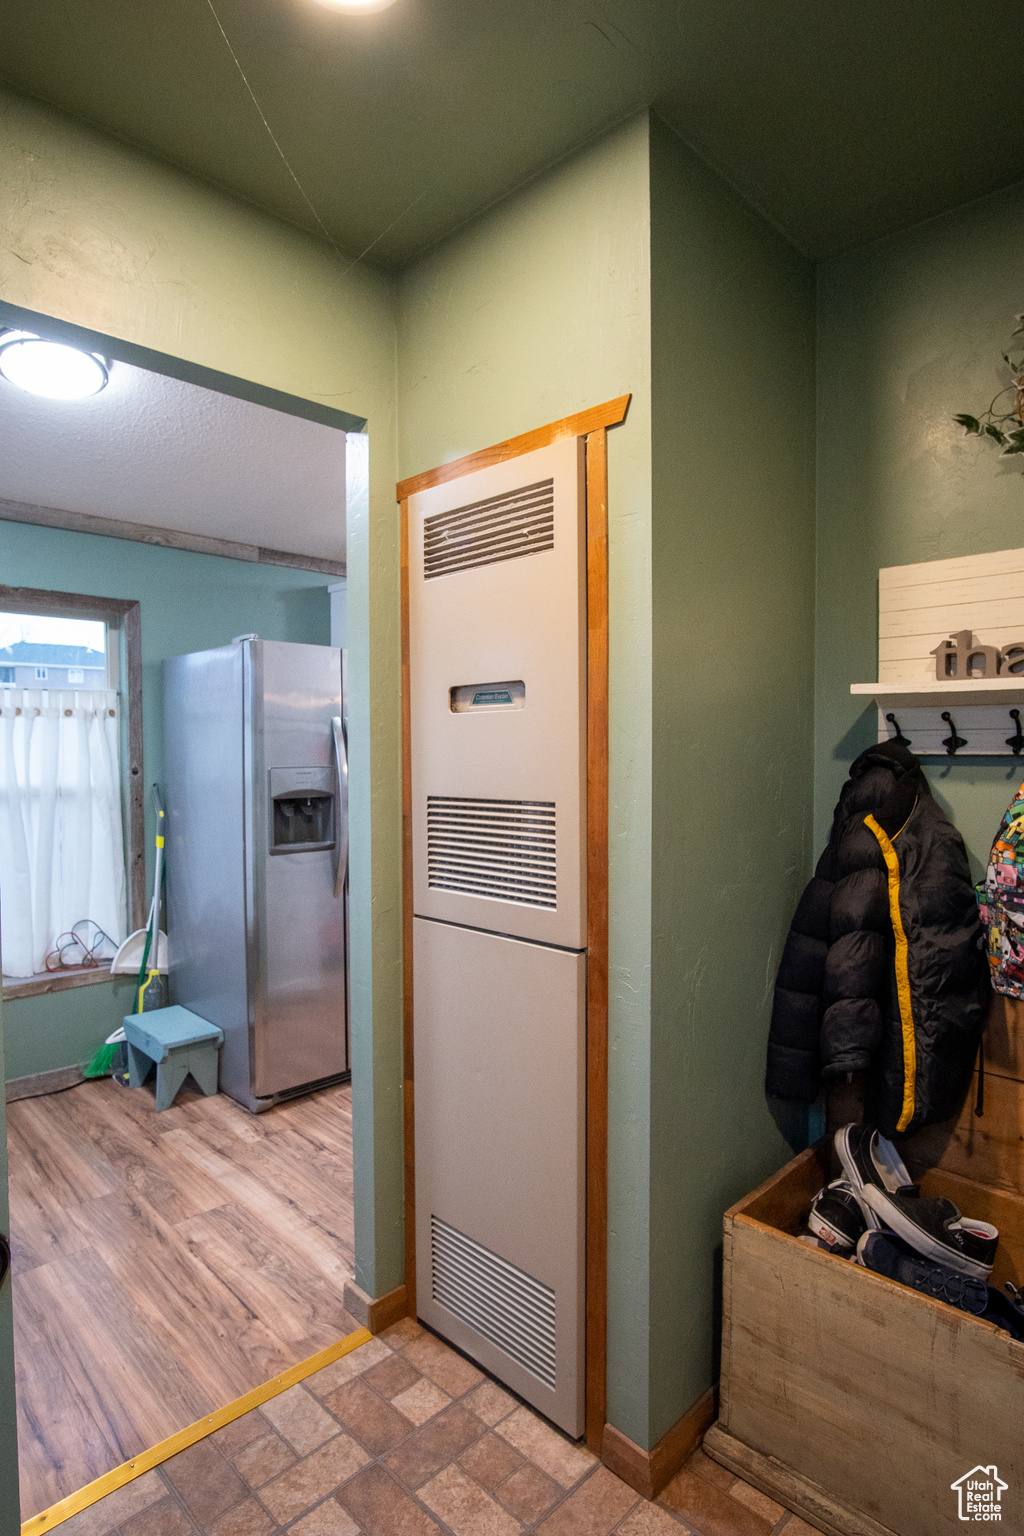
[865, 805, 918, 1132]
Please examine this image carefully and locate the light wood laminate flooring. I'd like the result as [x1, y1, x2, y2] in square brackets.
[6, 1076, 357, 1521]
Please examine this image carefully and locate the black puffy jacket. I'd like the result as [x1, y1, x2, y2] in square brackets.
[767, 741, 986, 1137]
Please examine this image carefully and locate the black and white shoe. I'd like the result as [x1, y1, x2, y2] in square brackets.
[798, 1231, 830, 1251]
[834, 1123, 914, 1230]
[808, 1181, 867, 1254]
[860, 1187, 998, 1280]
[856, 1231, 989, 1313]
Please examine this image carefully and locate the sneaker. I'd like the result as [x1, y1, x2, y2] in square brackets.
[834, 1123, 915, 1230]
[836, 1122, 999, 1278]
[808, 1181, 867, 1254]
[860, 1187, 998, 1280]
[856, 1231, 988, 1313]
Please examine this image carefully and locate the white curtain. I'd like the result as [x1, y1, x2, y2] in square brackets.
[0, 688, 126, 978]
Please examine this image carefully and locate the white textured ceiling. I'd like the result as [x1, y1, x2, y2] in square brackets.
[0, 355, 347, 563]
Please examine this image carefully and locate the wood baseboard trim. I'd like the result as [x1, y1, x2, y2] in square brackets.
[341, 1280, 410, 1335]
[6, 1065, 86, 1102]
[702, 1424, 897, 1536]
[21, 1327, 373, 1536]
[601, 1385, 718, 1500]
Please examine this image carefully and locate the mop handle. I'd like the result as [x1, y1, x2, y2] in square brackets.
[136, 786, 165, 1011]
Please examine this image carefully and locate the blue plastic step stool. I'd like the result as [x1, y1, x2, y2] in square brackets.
[122, 1005, 224, 1111]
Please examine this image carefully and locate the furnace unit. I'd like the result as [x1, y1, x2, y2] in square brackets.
[408, 437, 586, 1435]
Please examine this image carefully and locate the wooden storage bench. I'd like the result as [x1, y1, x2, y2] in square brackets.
[704, 1142, 1024, 1536]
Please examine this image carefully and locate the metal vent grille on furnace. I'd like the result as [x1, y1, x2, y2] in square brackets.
[426, 796, 556, 908]
[431, 1215, 557, 1390]
[423, 479, 554, 578]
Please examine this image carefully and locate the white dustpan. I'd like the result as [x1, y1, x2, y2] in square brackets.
[110, 927, 167, 975]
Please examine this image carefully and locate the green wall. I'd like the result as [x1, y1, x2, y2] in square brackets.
[0, 89, 395, 458]
[646, 120, 817, 1442]
[1, 519, 332, 1080]
[398, 112, 816, 1449]
[816, 178, 1024, 873]
[8, 62, 1020, 1493]
[398, 113, 655, 1441]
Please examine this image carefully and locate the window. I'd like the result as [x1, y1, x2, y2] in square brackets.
[0, 589, 143, 994]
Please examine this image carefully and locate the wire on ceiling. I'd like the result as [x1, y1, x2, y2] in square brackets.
[203, 0, 438, 274]
[204, 0, 344, 256]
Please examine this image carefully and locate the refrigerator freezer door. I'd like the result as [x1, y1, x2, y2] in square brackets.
[248, 640, 348, 1099]
[164, 644, 252, 1106]
[414, 916, 585, 1436]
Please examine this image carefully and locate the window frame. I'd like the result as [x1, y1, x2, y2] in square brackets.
[0, 583, 144, 999]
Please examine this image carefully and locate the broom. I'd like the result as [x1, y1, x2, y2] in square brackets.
[81, 912, 150, 1079]
[81, 919, 151, 1079]
[83, 786, 165, 1078]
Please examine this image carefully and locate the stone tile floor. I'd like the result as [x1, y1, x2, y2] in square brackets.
[59, 1318, 812, 1536]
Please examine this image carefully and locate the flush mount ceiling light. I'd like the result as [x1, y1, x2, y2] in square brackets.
[311, 0, 398, 12]
[0, 331, 109, 399]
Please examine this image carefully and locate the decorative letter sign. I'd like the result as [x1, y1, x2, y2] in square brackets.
[930, 630, 1024, 679]
[852, 546, 1024, 755]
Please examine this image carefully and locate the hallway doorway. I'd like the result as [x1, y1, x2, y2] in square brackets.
[0, 306, 362, 1522]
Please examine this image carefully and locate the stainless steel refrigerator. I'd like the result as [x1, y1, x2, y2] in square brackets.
[164, 637, 349, 1112]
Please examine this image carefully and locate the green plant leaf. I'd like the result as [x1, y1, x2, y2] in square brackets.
[984, 424, 1008, 443]
[953, 414, 982, 433]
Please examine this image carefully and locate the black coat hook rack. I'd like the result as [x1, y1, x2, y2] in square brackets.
[885, 712, 912, 748]
[1007, 709, 1024, 756]
[941, 712, 967, 755]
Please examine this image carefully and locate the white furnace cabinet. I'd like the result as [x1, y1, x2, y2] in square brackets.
[408, 438, 587, 1435]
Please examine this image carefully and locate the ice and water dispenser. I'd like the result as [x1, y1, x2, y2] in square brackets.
[269, 767, 336, 854]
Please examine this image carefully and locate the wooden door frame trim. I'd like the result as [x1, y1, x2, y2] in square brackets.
[584, 426, 610, 1451]
[397, 394, 629, 1451]
[400, 491, 417, 1318]
[395, 395, 630, 502]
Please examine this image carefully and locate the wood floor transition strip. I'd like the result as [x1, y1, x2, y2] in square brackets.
[21, 1325, 373, 1535]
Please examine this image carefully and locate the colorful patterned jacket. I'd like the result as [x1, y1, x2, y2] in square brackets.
[978, 780, 1024, 999]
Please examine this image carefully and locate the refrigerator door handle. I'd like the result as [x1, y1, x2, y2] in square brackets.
[332, 715, 348, 898]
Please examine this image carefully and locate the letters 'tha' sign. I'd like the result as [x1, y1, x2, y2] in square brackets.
[930, 630, 1024, 680]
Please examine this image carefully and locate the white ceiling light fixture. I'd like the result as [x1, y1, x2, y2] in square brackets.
[311, 0, 398, 12]
[0, 331, 109, 400]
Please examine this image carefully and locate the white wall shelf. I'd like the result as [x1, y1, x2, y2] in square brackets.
[856, 545, 1024, 756]
[851, 683, 1024, 756]
[852, 680, 1024, 709]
